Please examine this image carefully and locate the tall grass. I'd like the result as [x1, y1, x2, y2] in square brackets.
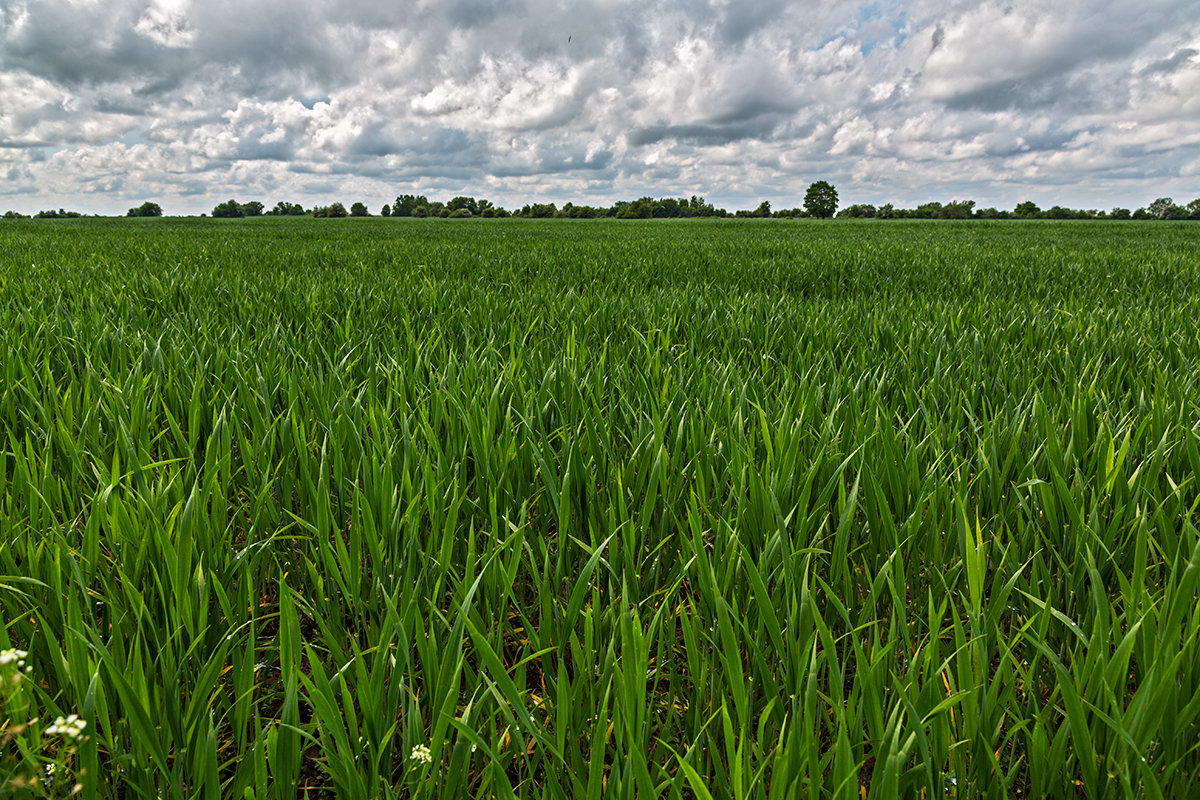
[1, 217, 1198, 797]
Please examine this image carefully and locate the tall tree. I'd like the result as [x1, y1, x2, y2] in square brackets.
[803, 181, 838, 218]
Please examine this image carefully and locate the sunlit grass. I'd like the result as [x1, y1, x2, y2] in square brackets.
[1, 217, 1198, 798]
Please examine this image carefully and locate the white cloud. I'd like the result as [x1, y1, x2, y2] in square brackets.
[1, 0, 1199, 214]
[134, 0, 195, 48]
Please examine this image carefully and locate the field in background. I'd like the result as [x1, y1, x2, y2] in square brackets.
[2, 218, 1199, 798]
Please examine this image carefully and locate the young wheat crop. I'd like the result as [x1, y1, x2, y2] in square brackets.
[1, 217, 1198, 798]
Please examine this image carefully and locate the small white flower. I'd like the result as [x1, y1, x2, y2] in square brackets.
[45, 714, 87, 740]
[45, 762, 58, 786]
[410, 744, 432, 764]
[0, 648, 28, 668]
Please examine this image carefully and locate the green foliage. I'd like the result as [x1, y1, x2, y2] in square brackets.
[126, 202, 163, 218]
[349, 202, 369, 217]
[34, 208, 84, 219]
[517, 202, 558, 218]
[211, 199, 244, 218]
[267, 202, 306, 217]
[804, 181, 838, 218]
[392, 194, 428, 217]
[312, 202, 348, 218]
[837, 203, 876, 218]
[2, 218, 1200, 797]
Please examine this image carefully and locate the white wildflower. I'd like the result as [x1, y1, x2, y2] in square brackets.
[410, 744, 432, 764]
[44, 714, 87, 740]
[0, 648, 28, 668]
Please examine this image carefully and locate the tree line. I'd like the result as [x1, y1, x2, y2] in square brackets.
[4, 184, 1199, 221]
[837, 197, 1200, 220]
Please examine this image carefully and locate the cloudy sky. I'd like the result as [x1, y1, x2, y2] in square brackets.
[2, 0, 1199, 215]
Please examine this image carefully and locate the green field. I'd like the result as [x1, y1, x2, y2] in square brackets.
[2, 218, 1199, 798]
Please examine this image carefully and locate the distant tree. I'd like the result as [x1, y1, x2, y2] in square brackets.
[448, 208, 472, 218]
[350, 202, 369, 217]
[392, 195, 428, 217]
[240, 201, 264, 217]
[1110, 207, 1132, 220]
[2, 210, 30, 219]
[615, 198, 653, 218]
[126, 201, 163, 217]
[1185, 199, 1200, 219]
[212, 199, 244, 218]
[837, 204, 876, 218]
[939, 200, 975, 219]
[753, 200, 772, 218]
[687, 195, 720, 217]
[1013, 201, 1041, 218]
[447, 196, 478, 215]
[876, 203, 896, 219]
[519, 202, 558, 218]
[975, 207, 1003, 219]
[1131, 208, 1152, 220]
[1045, 205, 1074, 220]
[803, 181, 838, 218]
[312, 202, 348, 218]
[381, 204, 391, 217]
[1147, 197, 1176, 219]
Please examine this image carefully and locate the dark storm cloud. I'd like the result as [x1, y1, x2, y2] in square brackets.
[1, 2, 150, 86]
[348, 123, 400, 158]
[491, 146, 614, 177]
[1, 0, 1198, 214]
[715, 0, 790, 45]
[1138, 48, 1199, 76]
[941, 74, 1124, 114]
[232, 136, 294, 162]
[629, 119, 784, 147]
[0, 0, 350, 98]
